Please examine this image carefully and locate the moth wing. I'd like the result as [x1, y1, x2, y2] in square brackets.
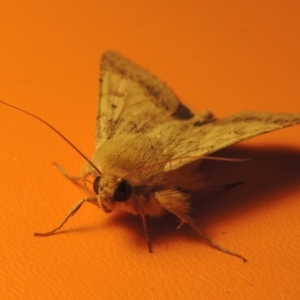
[95, 51, 212, 146]
[163, 111, 300, 170]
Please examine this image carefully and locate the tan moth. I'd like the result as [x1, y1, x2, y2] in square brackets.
[2, 51, 300, 262]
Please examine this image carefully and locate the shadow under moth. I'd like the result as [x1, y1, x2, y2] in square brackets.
[2, 51, 300, 262]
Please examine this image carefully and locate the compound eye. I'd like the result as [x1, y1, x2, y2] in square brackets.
[93, 176, 101, 194]
[114, 180, 132, 202]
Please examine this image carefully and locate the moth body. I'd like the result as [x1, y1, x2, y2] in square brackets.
[85, 132, 204, 218]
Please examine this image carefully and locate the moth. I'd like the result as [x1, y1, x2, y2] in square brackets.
[1, 51, 300, 262]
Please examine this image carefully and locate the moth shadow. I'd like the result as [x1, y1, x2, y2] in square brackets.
[192, 144, 300, 230]
[105, 144, 300, 251]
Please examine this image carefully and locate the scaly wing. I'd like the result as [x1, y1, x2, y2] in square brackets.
[162, 111, 300, 170]
[95, 51, 213, 147]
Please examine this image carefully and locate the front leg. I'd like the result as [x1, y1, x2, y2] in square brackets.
[53, 162, 93, 191]
[34, 196, 98, 236]
[53, 161, 86, 181]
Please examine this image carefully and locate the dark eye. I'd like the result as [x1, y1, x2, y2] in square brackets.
[114, 180, 132, 202]
[93, 176, 101, 194]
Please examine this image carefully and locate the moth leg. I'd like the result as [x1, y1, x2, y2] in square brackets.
[222, 180, 244, 191]
[193, 110, 214, 125]
[34, 196, 98, 237]
[137, 197, 153, 253]
[155, 190, 247, 262]
[177, 220, 184, 229]
[185, 219, 247, 262]
[53, 161, 83, 181]
[53, 161, 92, 190]
[208, 181, 244, 194]
[140, 212, 152, 253]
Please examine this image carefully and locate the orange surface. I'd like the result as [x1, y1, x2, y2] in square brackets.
[1, 1, 300, 299]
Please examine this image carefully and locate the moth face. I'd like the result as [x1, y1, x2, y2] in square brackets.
[93, 173, 132, 213]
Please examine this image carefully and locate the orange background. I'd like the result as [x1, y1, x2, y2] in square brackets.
[1, 1, 300, 299]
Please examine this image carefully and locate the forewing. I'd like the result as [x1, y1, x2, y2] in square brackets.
[163, 112, 300, 170]
[95, 51, 204, 146]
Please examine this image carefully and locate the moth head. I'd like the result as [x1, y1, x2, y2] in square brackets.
[93, 174, 133, 213]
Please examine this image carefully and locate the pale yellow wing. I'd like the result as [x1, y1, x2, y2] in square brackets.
[95, 51, 213, 146]
[162, 111, 300, 171]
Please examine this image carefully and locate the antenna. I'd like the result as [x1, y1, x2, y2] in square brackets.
[0, 100, 102, 175]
